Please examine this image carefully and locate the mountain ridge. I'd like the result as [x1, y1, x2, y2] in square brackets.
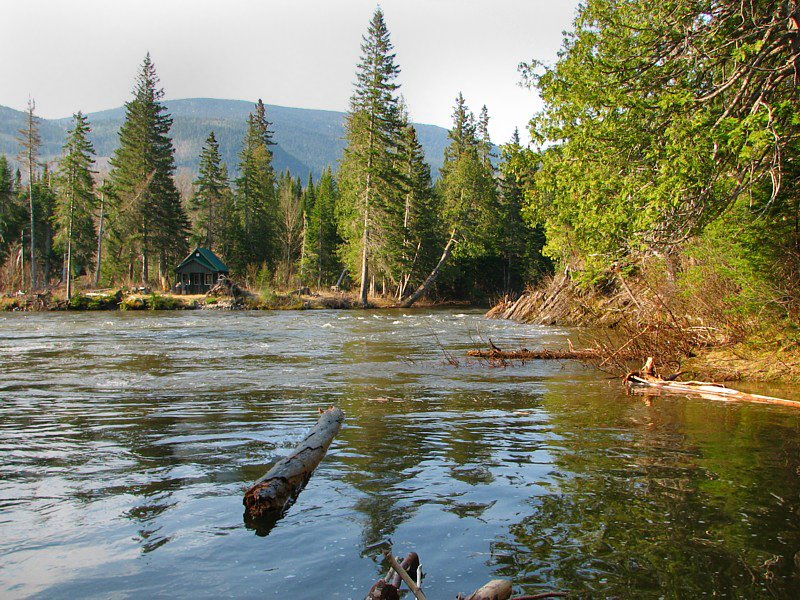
[0, 98, 449, 181]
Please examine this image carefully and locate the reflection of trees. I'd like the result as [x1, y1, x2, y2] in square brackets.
[492, 391, 800, 598]
[333, 388, 552, 554]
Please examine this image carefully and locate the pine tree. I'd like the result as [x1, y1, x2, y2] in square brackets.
[17, 99, 41, 289]
[191, 131, 227, 250]
[54, 112, 97, 299]
[337, 7, 405, 306]
[107, 53, 189, 285]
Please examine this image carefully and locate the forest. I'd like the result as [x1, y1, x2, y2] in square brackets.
[0, 10, 546, 307]
[1, 1, 798, 339]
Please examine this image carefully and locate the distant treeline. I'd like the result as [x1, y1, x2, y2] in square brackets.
[0, 10, 547, 303]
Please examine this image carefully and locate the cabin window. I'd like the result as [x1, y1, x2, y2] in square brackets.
[205, 273, 213, 285]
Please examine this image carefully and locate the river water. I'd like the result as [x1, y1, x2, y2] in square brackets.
[0, 309, 799, 599]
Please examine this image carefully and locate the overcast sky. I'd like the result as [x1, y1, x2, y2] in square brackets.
[0, 0, 579, 144]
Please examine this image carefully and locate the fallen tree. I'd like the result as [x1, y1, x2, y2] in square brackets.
[243, 407, 344, 520]
[625, 358, 800, 408]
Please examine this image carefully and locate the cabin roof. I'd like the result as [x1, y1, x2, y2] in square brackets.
[175, 247, 229, 273]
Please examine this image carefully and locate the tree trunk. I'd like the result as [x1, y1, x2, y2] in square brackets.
[95, 192, 105, 287]
[400, 228, 457, 308]
[243, 407, 344, 519]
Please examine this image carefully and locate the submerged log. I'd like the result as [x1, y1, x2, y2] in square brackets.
[243, 407, 344, 520]
[625, 358, 800, 408]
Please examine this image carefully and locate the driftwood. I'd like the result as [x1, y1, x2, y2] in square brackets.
[625, 357, 800, 408]
[460, 579, 512, 600]
[468, 347, 604, 361]
[367, 552, 422, 600]
[243, 407, 344, 520]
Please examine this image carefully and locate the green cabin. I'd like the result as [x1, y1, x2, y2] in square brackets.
[174, 247, 230, 294]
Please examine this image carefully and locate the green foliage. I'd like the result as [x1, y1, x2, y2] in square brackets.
[522, 0, 800, 287]
[147, 292, 180, 310]
[337, 8, 407, 304]
[303, 168, 342, 287]
[105, 54, 189, 284]
[190, 131, 229, 251]
[230, 100, 279, 274]
[54, 112, 97, 295]
[68, 291, 121, 310]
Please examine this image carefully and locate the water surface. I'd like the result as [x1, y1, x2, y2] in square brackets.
[1, 309, 798, 598]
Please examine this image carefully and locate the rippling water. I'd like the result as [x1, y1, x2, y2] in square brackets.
[1, 309, 799, 598]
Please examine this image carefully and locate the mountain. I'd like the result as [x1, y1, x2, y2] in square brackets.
[0, 98, 449, 182]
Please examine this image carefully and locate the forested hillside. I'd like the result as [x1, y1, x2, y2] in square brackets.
[0, 98, 448, 180]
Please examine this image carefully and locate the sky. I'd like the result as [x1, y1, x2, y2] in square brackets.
[0, 0, 579, 145]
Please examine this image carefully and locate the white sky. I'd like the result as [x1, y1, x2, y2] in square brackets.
[0, 0, 579, 144]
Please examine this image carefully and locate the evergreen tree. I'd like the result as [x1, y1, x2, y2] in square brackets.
[401, 95, 497, 306]
[397, 123, 438, 299]
[0, 155, 20, 254]
[54, 112, 97, 299]
[17, 99, 41, 289]
[35, 166, 58, 287]
[191, 131, 227, 250]
[497, 129, 549, 293]
[337, 7, 405, 306]
[305, 167, 341, 287]
[232, 100, 278, 272]
[106, 53, 189, 285]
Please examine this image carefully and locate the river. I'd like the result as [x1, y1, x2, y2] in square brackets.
[0, 309, 798, 598]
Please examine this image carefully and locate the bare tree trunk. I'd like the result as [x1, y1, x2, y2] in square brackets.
[400, 228, 457, 308]
[359, 195, 370, 306]
[94, 192, 105, 287]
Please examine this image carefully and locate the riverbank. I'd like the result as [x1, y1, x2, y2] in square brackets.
[486, 274, 800, 384]
[0, 285, 462, 312]
[0, 287, 357, 312]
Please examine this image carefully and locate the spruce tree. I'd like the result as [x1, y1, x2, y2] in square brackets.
[107, 53, 189, 285]
[337, 7, 405, 306]
[54, 112, 97, 299]
[233, 100, 278, 272]
[191, 131, 227, 250]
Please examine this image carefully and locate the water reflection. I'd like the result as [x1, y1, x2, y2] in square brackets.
[0, 311, 799, 598]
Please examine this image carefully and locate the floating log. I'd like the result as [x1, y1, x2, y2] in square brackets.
[624, 358, 800, 408]
[243, 406, 344, 520]
[468, 347, 604, 361]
